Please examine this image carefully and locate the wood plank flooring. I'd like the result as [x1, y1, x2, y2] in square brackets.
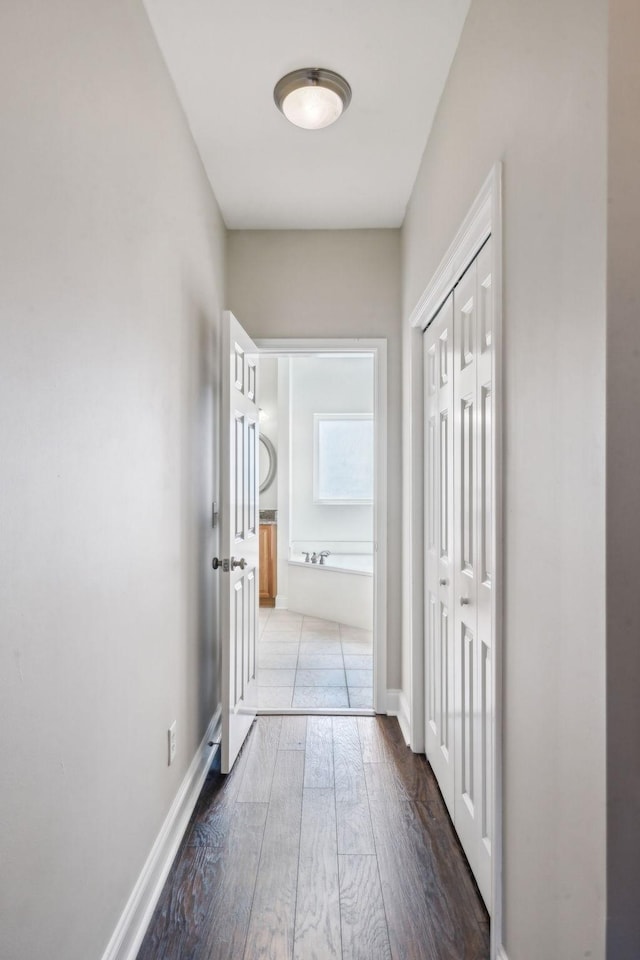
[137, 716, 489, 960]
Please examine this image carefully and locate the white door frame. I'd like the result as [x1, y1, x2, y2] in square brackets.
[406, 164, 503, 959]
[255, 338, 388, 714]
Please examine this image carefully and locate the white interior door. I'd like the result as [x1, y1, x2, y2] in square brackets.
[423, 238, 494, 912]
[218, 310, 259, 774]
[452, 256, 482, 886]
[424, 293, 455, 815]
[452, 243, 494, 909]
[473, 239, 494, 903]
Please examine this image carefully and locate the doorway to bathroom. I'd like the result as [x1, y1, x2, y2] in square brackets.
[255, 339, 387, 715]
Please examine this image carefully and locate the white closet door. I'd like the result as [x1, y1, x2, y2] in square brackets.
[452, 241, 493, 910]
[424, 293, 455, 815]
[453, 258, 481, 874]
[423, 239, 494, 912]
[474, 238, 494, 903]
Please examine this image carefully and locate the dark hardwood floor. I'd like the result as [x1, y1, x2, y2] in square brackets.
[137, 716, 489, 960]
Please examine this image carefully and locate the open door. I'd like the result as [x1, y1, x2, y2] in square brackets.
[215, 311, 259, 773]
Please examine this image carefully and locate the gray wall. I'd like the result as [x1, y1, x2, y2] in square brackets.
[227, 229, 402, 686]
[607, 1, 640, 955]
[0, 2, 226, 958]
[401, 0, 607, 956]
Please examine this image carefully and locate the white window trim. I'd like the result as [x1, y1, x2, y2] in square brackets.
[313, 412, 374, 505]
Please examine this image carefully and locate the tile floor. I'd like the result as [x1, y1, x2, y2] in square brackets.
[257, 608, 373, 710]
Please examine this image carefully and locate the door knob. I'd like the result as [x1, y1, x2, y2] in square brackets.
[212, 557, 247, 572]
[460, 596, 470, 606]
[439, 578, 448, 586]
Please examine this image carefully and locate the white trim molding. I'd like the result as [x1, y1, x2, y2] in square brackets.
[405, 162, 503, 960]
[387, 688, 411, 745]
[100, 708, 221, 960]
[409, 165, 499, 331]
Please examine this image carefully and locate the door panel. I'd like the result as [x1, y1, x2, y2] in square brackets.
[461, 623, 475, 814]
[424, 293, 455, 814]
[427, 590, 437, 727]
[247, 419, 257, 537]
[481, 638, 492, 843]
[439, 601, 450, 759]
[220, 311, 259, 774]
[232, 579, 243, 704]
[474, 240, 494, 900]
[440, 411, 449, 560]
[428, 416, 436, 551]
[461, 395, 475, 574]
[481, 386, 492, 585]
[247, 569, 256, 683]
[234, 415, 245, 540]
[453, 257, 484, 892]
[423, 239, 494, 912]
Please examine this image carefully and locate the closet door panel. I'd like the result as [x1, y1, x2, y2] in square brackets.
[424, 293, 455, 814]
[454, 242, 494, 910]
[453, 260, 481, 866]
[474, 238, 494, 903]
[423, 239, 494, 914]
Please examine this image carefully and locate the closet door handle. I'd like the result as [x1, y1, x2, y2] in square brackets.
[460, 596, 470, 606]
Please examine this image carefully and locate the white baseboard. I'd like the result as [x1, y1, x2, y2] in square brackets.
[100, 707, 221, 960]
[496, 947, 509, 960]
[386, 688, 411, 745]
[275, 595, 288, 609]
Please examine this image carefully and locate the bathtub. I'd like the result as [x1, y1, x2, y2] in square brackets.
[287, 552, 373, 630]
[290, 553, 373, 574]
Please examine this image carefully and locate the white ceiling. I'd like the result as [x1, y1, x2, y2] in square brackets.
[143, 0, 470, 230]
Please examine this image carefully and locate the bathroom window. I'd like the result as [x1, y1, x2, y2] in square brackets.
[313, 414, 374, 504]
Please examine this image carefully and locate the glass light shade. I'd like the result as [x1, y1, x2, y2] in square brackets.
[282, 85, 343, 130]
[274, 68, 351, 131]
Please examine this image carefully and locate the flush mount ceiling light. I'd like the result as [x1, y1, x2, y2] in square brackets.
[273, 68, 352, 130]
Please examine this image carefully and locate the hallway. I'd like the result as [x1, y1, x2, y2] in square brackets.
[137, 716, 489, 960]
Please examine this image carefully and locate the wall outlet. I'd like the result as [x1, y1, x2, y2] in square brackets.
[168, 721, 177, 766]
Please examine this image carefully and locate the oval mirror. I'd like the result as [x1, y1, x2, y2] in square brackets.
[259, 434, 277, 493]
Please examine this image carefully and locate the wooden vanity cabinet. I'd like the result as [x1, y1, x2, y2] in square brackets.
[259, 524, 277, 606]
